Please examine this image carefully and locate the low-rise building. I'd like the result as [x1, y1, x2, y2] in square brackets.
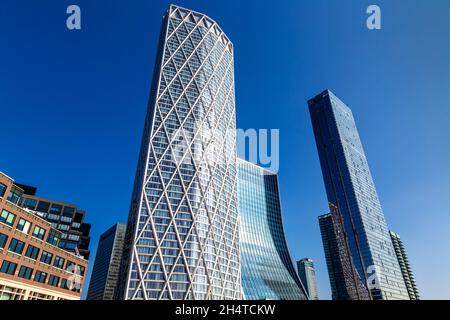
[0, 172, 88, 300]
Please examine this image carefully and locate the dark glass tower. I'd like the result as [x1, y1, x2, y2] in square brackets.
[309, 89, 409, 300]
[237, 159, 307, 300]
[87, 223, 126, 300]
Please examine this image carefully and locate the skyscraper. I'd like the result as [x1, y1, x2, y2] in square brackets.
[237, 159, 307, 300]
[117, 5, 240, 300]
[389, 231, 419, 300]
[319, 205, 371, 300]
[297, 258, 319, 300]
[309, 89, 409, 300]
[87, 223, 126, 300]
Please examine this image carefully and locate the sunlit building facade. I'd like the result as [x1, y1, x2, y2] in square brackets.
[237, 159, 307, 300]
[297, 258, 319, 300]
[117, 5, 241, 300]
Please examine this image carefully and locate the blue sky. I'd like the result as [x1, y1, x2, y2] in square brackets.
[1, 0, 449, 299]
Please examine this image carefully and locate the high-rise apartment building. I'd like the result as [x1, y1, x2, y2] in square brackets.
[297, 258, 319, 300]
[309, 89, 409, 300]
[117, 5, 240, 300]
[18, 186, 91, 259]
[237, 159, 307, 300]
[319, 205, 370, 300]
[87, 223, 126, 300]
[0, 172, 87, 300]
[389, 231, 419, 300]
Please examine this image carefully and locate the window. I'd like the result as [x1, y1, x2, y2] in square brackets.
[34, 271, 47, 284]
[66, 261, 75, 272]
[77, 265, 85, 276]
[36, 201, 50, 213]
[46, 230, 60, 246]
[8, 238, 25, 255]
[18, 266, 33, 280]
[25, 245, 40, 260]
[16, 218, 31, 234]
[22, 198, 37, 210]
[32, 226, 46, 240]
[57, 224, 70, 231]
[40, 251, 53, 265]
[7, 187, 22, 205]
[67, 234, 79, 241]
[0, 260, 17, 275]
[53, 256, 65, 269]
[0, 233, 8, 249]
[62, 207, 75, 217]
[0, 210, 16, 226]
[60, 278, 68, 290]
[48, 275, 60, 287]
[60, 216, 72, 223]
[49, 204, 62, 215]
[0, 183, 6, 198]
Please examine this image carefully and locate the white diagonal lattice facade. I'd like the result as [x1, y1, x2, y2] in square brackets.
[120, 5, 241, 300]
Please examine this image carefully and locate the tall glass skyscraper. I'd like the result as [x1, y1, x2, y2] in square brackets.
[308, 89, 409, 300]
[87, 223, 126, 300]
[297, 258, 319, 300]
[237, 159, 307, 300]
[117, 5, 241, 300]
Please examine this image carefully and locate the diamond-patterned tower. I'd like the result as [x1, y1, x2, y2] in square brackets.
[117, 5, 241, 300]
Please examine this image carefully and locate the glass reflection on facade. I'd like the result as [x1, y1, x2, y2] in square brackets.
[237, 159, 307, 300]
[308, 90, 409, 300]
[117, 5, 240, 300]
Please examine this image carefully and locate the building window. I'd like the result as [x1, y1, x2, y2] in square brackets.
[57, 224, 70, 231]
[34, 271, 47, 284]
[32, 226, 46, 240]
[62, 207, 75, 217]
[8, 238, 25, 255]
[67, 234, 79, 241]
[0, 183, 7, 198]
[0, 210, 16, 227]
[0, 260, 17, 275]
[36, 201, 50, 213]
[48, 275, 60, 287]
[18, 266, 33, 280]
[0, 233, 8, 249]
[60, 278, 68, 290]
[66, 261, 75, 272]
[46, 230, 60, 246]
[77, 265, 85, 277]
[49, 204, 62, 215]
[53, 256, 65, 269]
[25, 245, 40, 260]
[7, 187, 22, 205]
[16, 218, 32, 234]
[40, 251, 53, 265]
[22, 198, 37, 210]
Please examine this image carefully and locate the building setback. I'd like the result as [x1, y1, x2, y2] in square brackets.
[297, 258, 319, 300]
[117, 5, 241, 300]
[237, 159, 307, 300]
[18, 187, 91, 260]
[87, 223, 126, 300]
[309, 89, 409, 300]
[389, 231, 419, 300]
[0, 172, 88, 300]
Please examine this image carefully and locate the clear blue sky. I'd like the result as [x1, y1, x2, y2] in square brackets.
[1, 0, 449, 299]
